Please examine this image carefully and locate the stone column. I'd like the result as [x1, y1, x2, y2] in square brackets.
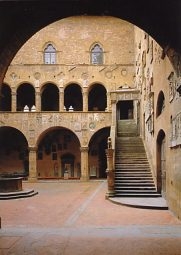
[59, 87, 64, 111]
[111, 99, 117, 126]
[106, 92, 111, 111]
[82, 88, 88, 112]
[105, 146, 115, 198]
[11, 92, 17, 112]
[28, 147, 37, 182]
[80, 147, 89, 181]
[35, 91, 41, 111]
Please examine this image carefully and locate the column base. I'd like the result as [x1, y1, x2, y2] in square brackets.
[80, 176, 89, 182]
[105, 191, 115, 199]
[28, 177, 37, 183]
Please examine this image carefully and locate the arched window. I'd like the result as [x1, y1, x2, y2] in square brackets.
[90, 44, 103, 65]
[88, 84, 107, 111]
[156, 91, 165, 117]
[44, 44, 56, 64]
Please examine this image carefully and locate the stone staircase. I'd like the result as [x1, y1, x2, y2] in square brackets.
[114, 120, 160, 197]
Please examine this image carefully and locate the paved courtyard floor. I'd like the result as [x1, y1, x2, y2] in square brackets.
[0, 180, 181, 255]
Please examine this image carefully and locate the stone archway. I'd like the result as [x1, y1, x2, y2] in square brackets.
[0, 1, 180, 86]
[37, 127, 80, 179]
[156, 129, 166, 196]
[0, 126, 29, 177]
[88, 127, 110, 178]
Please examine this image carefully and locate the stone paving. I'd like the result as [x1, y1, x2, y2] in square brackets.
[0, 180, 181, 255]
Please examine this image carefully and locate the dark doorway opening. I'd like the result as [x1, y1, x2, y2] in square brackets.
[118, 100, 133, 120]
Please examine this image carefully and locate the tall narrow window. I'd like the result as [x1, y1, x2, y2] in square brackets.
[44, 44, 56, 64]
[91, 44, 103, 65]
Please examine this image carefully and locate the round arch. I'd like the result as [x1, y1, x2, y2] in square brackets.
[156, 129, 166, 196]
[64, 83, 83, 111]
[88, 83, 107, 111]
[156, 91, 165, 117]
[41, 82, 59, 111]
[0, 1, 180, 87]
[88, 126, 110, 178]
[0, 126, 29, 177]
[16, 83, 35, 111]
[0, 83, 11, 111]
[36, 126, 81, 179]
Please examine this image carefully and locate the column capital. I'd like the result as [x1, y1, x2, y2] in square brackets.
[28, 146, 37, 152]
[80, 146, 89, 152]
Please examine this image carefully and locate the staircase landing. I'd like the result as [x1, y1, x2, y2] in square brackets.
[108, 196, 168, 210]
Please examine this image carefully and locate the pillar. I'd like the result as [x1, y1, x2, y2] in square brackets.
[83, 88, 88, 112]
[106, 91, 111, 111]
[28, 147, 37, 182]
[11, 91, 17, 111]
[59, 87, 64, 111]
[111, 99, 117, 126]
[35, 91, 41, 111]
[80, 147, 89, 181]
[105, 147, 115, 198]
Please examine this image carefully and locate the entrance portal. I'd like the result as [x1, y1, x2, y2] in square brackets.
[117, 100, 133, 120]
[157, 130, 166, 197]
[61, 153, 75, 178]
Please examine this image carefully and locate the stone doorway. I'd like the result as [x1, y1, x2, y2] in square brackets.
[61, 153, 75, 178]
[156, 130, 166, 197]
[117, 100, 133, 120]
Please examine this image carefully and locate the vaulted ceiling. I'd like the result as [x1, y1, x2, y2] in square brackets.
[0, 0, 180, 82]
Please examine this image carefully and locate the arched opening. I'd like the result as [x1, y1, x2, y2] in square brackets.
[88, 127, 110, 178]
[90, 43, 103, 65]
[17, 83, 35, 111]
[0, 83, 11, 111]
[44, 43, 56, 64]
[0, 127, 29, 177]
[117, 100, 134, 120]
[64, 84, 83, 111]
[41, 83, 59, 111]
[156, 91, 165, 117]
[156, 129, 166, 196]
[37, 127, 80, 179]
[88, 84, 107, 111]
[61, 153, 75, 178]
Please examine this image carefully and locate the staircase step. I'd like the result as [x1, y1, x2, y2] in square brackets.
[0, 189, 38, 200]
[114, 120, 159, 198]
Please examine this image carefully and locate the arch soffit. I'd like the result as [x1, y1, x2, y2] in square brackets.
[2, 82, 11, 88]
[36, 126, 81, 147]
[16, 81, 35, 91]
[0, 125, 29, 145]
[88, 126, 111, 146]
[88, 82, 107, 93]
[40, 81, 59, 91]
[64, 82, 83, 91]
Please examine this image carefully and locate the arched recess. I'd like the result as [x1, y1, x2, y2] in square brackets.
[117, 100, 134, 120]
[64, 83, 83, 111]
[88, 127, 110, 178]
[156, 129, 166, 196]
[90, 43, 104, 65]
[156, 91, 165, 117]
[0, 126, 29, 177]
[37, 127, 81, 179]
[17, 83, 35, 111]
[41, 83, 59, 111]
[44, 43, 56, 64]
[88, 83, 107, 111]
[0, 83, 11, 111]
